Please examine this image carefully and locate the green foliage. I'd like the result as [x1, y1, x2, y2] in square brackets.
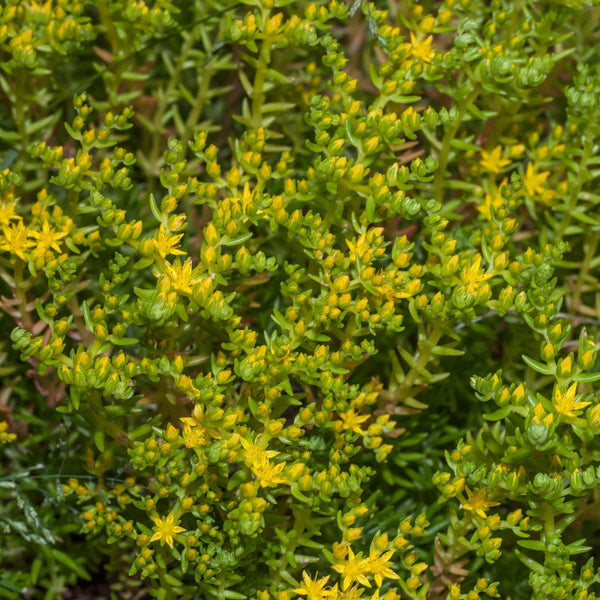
[2, 0, 600, 598]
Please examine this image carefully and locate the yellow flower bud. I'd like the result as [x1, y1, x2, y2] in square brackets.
[363, 136, 380, 154]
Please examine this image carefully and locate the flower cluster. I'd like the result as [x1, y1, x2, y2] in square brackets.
[2, 0, 600, 599]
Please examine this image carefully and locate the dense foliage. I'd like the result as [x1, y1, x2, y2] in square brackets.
[2, 0, 600, 598]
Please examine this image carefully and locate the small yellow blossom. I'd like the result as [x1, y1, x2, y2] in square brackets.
[346, 233, 371, 262]
[553, 383, 591, 418]
[339, 409, 369, 436]
[0, 421, 16, 444]
[409, 33, 434, 63]
[180, 421, 208, 448]
[523, 163, 550, 197]
[332, 546, 371, 590]
[153, 224, 186, 258]
[149, 512, 186, 548]
[0, 221, 35, 260]
[251, 455, 286, 488]
[480, 146, 510, 174]
[165, 258, 198, 295]
[367, 548, 399, 588]
[373, 281, 413, 301]
[337, 585, 364, 600]
[0, 200, 20, 227]
[508, 144, 526, 158]
[462, 487, 499, 519]
[30, 219, 67, 253]
[459, 255, 493, 296]
[294, 572, 330, 600]
[477, 187, 504, 220]
[240, 435, 279, 465]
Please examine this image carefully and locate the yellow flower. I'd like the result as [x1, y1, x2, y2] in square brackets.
[373, 281, 411, 301]
[339, 409, 369, 436]
[294, 571, 330, 600]
[153, 224, 185, 258]
[553, 382, 591, 418]
[346, 233, 371, 262]
[180, 421, 208, 448]
[332, 546, 371, 590]
[240, 435, 279, 465]
[30, 219, 67, 253]
[367, 548, 399, 588]
[480, 146, 510, 174]
[0, 199, 20, 227]
[459, 255, 493, 296]
[0, 420, 16, 444]
[0, 221, 35, 260]
[337, 585, 364, 600]
[251, 455, 286, 488]
[523, 163, 550, 197]
[165, 258, 198, 295]
[462, 487, 499, 519]
[409, 33, 434, 63]
[508, 144, 526, 158]
[477, 188, 504, 220]
[149, 512, 186, 548]
[180, 404, 221, 447]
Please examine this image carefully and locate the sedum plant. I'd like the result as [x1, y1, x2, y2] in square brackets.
[1, 0, 600, 599]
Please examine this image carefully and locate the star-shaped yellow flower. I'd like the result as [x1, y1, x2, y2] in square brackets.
[30, 219, 67, 253]
[462, 487, 499, 519]
[480, 146, 510, 174]
[523, 163, 550, 197]
[459, 255, 493, 296]
[240, 435, 279, 465]
[367, 548, 399, 588]
[332, 546, 371, 590]
[409, 33, 434, 63]
[553, 382, 591, 418]
[149, 512, 186, 548]
[153, 224, 185, 259]
[0, 221, 35, 260]
[251, 455, 286, 488]
[339, 409, 370, 436]
[0, 199, 20, 228]
[478, 187, 504, 220]
[294, 571, 330, 600]
[165, 258, 199, 295]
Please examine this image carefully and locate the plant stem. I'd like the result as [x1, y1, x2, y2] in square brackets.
[543, 505, 555, 569]
[557, 136, 593, 239]
[572, 232, 599, 309]
[252, 16, 273, 128]
[432, 87, 480, 203]
[14, 260, 33, 330]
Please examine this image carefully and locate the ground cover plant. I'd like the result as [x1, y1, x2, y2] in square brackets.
[2, 0, 600, 598]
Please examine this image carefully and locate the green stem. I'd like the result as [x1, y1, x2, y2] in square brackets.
[97, 4, 120, 55]
[14, 260, 33, 330]
[572, 233, 599, 309]
[181, 62, 215, 150]
[96, 3, 132, 109]
[432, 87, 480, 203]
[217, 569, 226, 600]
[13, 71, 28, 154]
[402, 323, 444, 392]
[557, 137, 593, 239]
[542, 505, 555, 569]
[252, 26, 273, 128]
[147, 35, 197, 189]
